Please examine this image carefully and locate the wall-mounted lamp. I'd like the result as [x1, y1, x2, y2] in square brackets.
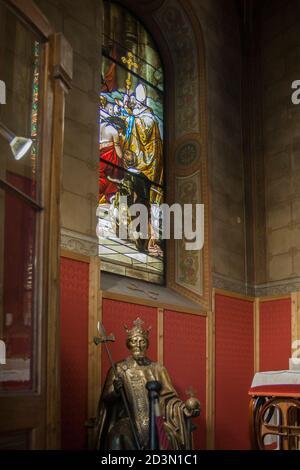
[0, 122, 32, 160]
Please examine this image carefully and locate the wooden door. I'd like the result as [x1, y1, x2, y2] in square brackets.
[0, 0, 72, 449]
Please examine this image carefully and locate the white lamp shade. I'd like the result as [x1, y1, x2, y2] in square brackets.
[10, 136, 33, 160]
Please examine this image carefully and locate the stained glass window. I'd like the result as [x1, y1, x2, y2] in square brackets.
[98, 2, 164, 284]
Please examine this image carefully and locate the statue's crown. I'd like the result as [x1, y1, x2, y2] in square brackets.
[124, 317, 151, 340]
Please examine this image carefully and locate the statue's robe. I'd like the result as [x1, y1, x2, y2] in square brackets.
[95, 356, 191, 450]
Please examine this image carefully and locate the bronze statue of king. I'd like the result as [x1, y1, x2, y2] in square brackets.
[94, 317, 200, 450]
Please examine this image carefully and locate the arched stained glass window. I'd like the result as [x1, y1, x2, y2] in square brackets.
[97, 1, 164, 285]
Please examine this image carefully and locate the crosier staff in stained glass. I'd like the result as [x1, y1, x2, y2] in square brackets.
[119, 52, 139, 148]
[121, 51, 139, 95]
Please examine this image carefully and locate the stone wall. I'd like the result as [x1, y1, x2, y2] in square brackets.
[192, 0, 300, 295]
[191, 0, 245, 293]
[35, 0, 101, 255]
[255, 0, 300, 294]
[40, 0, 300, 296]
[35, 0, 247, 291]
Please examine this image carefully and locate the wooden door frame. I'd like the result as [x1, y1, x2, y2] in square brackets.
[0, 0, 72, 449]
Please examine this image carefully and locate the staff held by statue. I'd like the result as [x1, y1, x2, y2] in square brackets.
[94, 322, 143, 450]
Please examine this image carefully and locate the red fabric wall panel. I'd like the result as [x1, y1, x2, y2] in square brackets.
[215, 294, 254, 450]
[101, 299, 157, 383]
[259, 298, 291, 372]
[163, 311, 206, 450]
[60, 257, 89, 449]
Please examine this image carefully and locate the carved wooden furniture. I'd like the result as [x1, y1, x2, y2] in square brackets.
[249, 372, 300, 450]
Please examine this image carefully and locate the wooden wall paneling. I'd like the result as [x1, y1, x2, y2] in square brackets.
[214, 293, 254, 449]
[33, 38, 52, 450]
[291, 293, 299, 346]
[6, 0, 53, 39]
[254, 298, 260, 372]
[102, 290, 205, 316]
[206, 290, 215, 449]
[258, 294, 291, 302]
[87, 256, 101, 442]
[259, 297, 292, 372]
[164, 310, 207, 449]
[214, 288, 254, 302]
[291, 292, 300, 367]
[60, 256, 89, 449]
[60, 252, 101, 449]
[297, 294, 300, 348]
[45, 32, 72, 449]
[60, 249, 90, 264]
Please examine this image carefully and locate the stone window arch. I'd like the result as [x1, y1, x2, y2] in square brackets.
[100, 0, 210, 310]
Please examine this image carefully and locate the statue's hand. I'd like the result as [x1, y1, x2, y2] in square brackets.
[113, 377, 123, 394]
[184, 397, 201, 418]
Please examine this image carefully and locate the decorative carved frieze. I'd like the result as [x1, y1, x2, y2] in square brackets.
[213, 272, 300, 297]
[60, 228, 98, 256]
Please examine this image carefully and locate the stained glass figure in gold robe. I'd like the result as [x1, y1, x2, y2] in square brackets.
[122, 84, 163, 204]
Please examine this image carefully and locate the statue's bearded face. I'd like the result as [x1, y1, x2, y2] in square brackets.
[127, 334, 148, 359]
